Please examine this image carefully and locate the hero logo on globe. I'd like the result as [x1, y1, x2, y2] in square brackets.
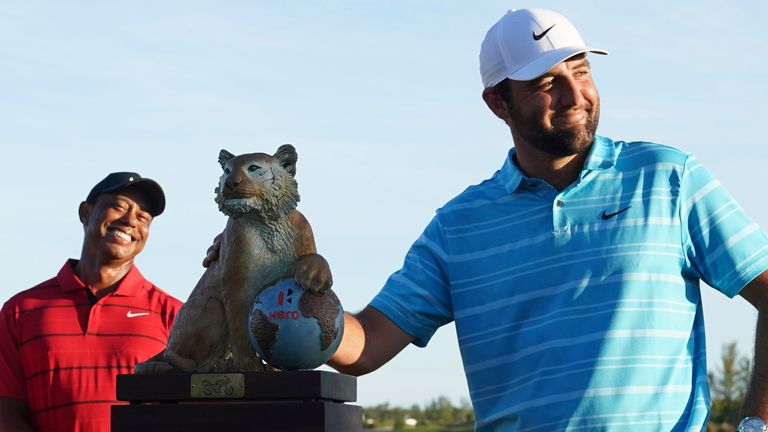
[268, 310, 300, 320]
[277, 288, 293, 306]
[269, 288, 299, 320]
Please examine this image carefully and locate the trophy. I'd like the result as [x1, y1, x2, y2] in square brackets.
[115, 146, 361, 432]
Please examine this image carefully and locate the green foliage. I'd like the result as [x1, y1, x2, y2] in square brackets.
[708, 341, 752, 429]
[363, 395, 474, 430]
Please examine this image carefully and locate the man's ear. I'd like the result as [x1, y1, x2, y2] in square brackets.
[482, 88, 511, 122]
[78, 201, 90, 225]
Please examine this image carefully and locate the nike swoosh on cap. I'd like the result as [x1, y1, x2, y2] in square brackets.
[533, 24, 556, 41]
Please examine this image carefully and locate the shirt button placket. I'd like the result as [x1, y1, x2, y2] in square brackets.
[553, 198, 568, 235]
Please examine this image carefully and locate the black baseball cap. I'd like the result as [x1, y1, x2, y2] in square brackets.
[85, 172, 166, 216]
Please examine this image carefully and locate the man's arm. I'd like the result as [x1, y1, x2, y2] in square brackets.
[738, 269, 768, 419]
[0, 397, 35, 432]
[328, 306, 414, 376]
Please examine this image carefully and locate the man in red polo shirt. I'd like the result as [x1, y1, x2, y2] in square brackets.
[0, 172, 183, 432]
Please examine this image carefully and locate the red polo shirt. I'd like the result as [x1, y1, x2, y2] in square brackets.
[0, 260, 182, 432]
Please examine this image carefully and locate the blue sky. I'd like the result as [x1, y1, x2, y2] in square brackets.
[1, 1, 766, 408]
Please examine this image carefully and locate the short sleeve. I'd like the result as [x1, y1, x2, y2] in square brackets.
[370, 216, 453, 347]
[681, 155, 768, 297]
[0, 301, 27, 400]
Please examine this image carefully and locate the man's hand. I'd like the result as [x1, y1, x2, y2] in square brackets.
[202, 233, 223, 268]
[294, 253, 333, 293]
[328, 306, 414, 376]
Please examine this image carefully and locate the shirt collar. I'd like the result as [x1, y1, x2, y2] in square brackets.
[498, 148, 525, 194]
[497, 135, 617, 194]
[583, 135, 618, 171]
[57, 259, 146, 297]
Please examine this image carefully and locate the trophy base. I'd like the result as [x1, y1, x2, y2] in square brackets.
[112, 370, 362, 432]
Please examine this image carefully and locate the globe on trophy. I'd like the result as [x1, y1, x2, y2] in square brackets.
[248, 278, 344, 371]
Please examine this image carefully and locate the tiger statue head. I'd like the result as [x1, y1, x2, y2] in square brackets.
[214, 144, 300, 220]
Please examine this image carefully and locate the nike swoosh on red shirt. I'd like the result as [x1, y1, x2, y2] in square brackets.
[126, 311, 150, 318]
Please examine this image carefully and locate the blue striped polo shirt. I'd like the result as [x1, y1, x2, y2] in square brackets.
[370, 135, 768, 431]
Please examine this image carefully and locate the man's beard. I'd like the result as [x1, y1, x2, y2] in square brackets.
[510, 103, 600, 158]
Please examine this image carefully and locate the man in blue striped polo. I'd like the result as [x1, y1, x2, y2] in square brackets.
[328, 8, 768, 431]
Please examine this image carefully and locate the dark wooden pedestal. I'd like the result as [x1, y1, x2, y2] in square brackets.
[112, 370, 362, 432]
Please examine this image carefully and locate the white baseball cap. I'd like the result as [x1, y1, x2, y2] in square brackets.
[479, 8, 608, 87]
